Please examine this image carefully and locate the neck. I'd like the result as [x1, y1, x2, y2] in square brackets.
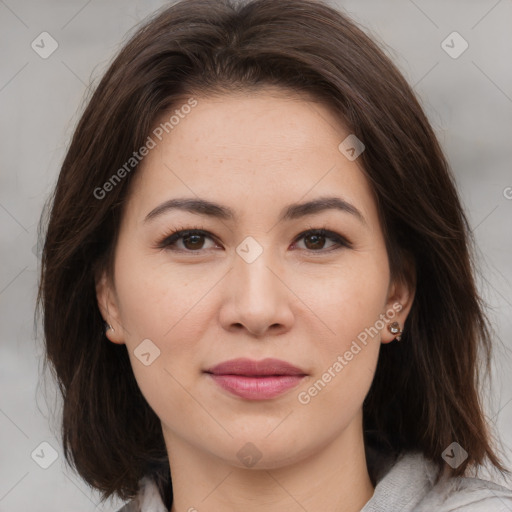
[166, 415, 374, 512]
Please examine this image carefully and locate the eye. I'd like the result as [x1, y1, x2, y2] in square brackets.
[154, 225, 352, 253]
[155, 226, 219, 252]
[292, 228, 351, 252]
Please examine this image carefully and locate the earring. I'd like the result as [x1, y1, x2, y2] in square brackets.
[388, 321, 402, 341]
[106, 323, 114, 333]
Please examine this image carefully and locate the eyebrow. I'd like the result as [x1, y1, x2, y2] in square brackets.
[144, 195, 367, 226]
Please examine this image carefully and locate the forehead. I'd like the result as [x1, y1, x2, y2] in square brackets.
[124, 90, 378, 228]
[159, 89, 344, 157]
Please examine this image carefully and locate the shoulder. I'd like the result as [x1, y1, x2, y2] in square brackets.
[116, 496, 140, 512]
[416, 472, 512, 511]
[116, 502, 137, 512]
[362, 450, 512, 512]
[115, 476, 169, 512]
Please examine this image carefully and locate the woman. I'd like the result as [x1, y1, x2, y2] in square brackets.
[36, 0, 512, 510]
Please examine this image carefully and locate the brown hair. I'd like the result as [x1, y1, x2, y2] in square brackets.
[36, 0, 507, 505]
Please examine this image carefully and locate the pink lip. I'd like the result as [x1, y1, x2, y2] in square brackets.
[204, 358, 307, 400]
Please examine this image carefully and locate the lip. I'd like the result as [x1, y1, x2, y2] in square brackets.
[204, 358, 307, 400]
[206, 357, 306, 376]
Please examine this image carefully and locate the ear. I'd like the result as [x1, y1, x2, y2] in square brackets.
[95, 269, 125, 345]
[380, 258, 416, 344]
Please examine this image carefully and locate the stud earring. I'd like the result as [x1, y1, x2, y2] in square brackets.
[106, 323, 114, 333]
[388, 321, 402, 341]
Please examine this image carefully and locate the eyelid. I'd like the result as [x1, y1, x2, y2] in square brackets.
[154, 224, 352, 252]
[153, 224, 216, 251]
[293, 225, 353, 251]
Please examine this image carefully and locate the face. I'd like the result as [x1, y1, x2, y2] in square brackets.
[96, 88, 414, 470]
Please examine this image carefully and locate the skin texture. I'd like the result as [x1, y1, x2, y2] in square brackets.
[96, 88, 415, 512]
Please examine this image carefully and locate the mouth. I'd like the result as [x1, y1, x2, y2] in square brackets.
[204, 358, 308, 400]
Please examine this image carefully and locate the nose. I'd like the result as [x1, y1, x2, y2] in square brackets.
[218, 245, 294, 338]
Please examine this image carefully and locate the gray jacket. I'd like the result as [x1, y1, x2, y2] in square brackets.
[116, 451, 512, 511]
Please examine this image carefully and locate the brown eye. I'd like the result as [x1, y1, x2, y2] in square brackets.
[157, 227, 350, 254]
[181, 233, 206, 250]
[157, 229, 218, 252]
[303, 232, 328, 250]
[294, 229, 350, 252]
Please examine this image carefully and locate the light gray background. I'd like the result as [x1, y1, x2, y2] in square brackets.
[1, 0, 511, 510]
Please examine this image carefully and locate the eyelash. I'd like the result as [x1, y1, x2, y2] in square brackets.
[154, 224, 352, 254]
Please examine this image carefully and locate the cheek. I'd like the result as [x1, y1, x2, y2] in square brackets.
[300, 344, 379, 441]
[113, 246, 210, 389]
[296, 254, 388, 396]
[113, 242, 198, 337]
[298, 253, 389, 341]
[297, 273, 384, 419]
